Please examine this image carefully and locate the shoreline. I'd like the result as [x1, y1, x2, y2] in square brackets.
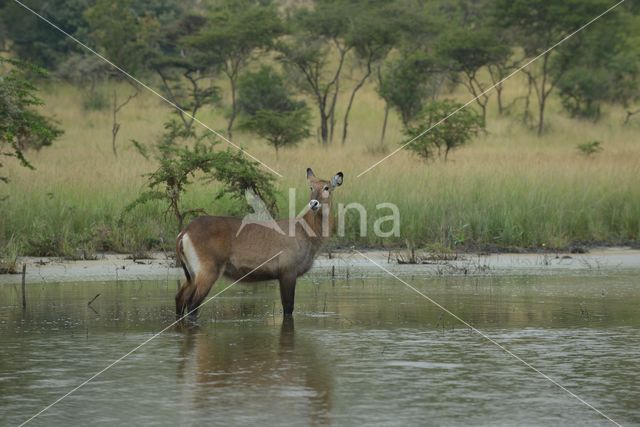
[1, 247, 640, 285]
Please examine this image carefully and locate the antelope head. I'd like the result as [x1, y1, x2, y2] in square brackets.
[306, 167, 343, 213]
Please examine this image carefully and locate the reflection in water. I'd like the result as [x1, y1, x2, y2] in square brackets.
[1, 274, 640, 425]
[177, 317, 332, 425]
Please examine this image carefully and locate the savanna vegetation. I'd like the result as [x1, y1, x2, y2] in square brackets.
[1, 0, 640, 267]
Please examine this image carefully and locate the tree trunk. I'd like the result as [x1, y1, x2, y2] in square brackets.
[341, 62, 372, 145]
[227, 77, 237, 140]
[536, 53, 550, 136]
[329, 80, 339, 144]
[111, 88, 119, 157]
[537, 95, 546, 136]
[327, 44, 348, 144]
[111, 82, 139, 156]
[624, 109, 640, 124]
[523, 74, 533, 125]
[464, 73, 488, 127]
[320, 111, 329, 145]
[379, 102, 390, 146]
[496, 83, 504, 115]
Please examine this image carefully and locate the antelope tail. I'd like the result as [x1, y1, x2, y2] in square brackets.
[176, 230, 192, 283]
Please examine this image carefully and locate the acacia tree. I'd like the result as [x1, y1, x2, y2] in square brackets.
[85, 0, 147, 155]
[187, 0, 283, 139]
[127, 119, 277, 231]
[237, 66, 311, 158]
[374, 3, 439, 145]
[0, 57, 63, 184]
[493, 0, 616, 135]
[0, 0, 92, 69]
[278, 1, 358, 145]
[340, 2, 398, 144]
[56, 53, 111, 110]
[404, 100, 483, 162]
[554, 10, 640, 122]
[437, 28, 510, 124]
[378, 52, 443, 129]
[146, 14, 221, 132]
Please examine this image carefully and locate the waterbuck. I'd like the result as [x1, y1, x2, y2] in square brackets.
[175, 168, 344, 319]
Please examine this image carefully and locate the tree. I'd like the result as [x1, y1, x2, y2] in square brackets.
[0, 57, 63, 184]
[278, 0, 358, 145]
[340, 1, 399, 144]
[0, 0, 92, 69]
[85, 0, 149, 156]
[127, 119, 277, 231]
[242, 109, 311, 159]
[147, 14, 222, 132]
[555, 10, 640, 122]
[56, 53, 111, 110]
[237, 66, 311, 157]
[366, 3, 437, 146]
[404, 100, 483, 161]
[187, 0, 283, 139]
[437, 28, 510, 124]
[378, 52, 444, 129]
[493, 0, 616, 135]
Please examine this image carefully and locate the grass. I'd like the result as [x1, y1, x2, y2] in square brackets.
[1, 72, 640, 258]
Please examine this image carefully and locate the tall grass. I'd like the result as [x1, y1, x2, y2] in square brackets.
[1, 75, 639, 257]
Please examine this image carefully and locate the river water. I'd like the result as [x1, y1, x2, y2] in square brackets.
[1, 272, 639, 426]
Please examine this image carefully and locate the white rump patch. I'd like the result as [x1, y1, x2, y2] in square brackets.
[181, 233, 201, 279]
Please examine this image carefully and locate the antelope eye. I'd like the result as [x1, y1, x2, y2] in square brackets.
[310, 186, 313, 190]
[323, 186, 329, 191]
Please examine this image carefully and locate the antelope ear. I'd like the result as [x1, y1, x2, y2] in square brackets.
[331, 172, 344, 187]
[306, 168, 315, 179]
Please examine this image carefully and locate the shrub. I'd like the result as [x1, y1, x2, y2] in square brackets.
[576, 141, 603, 157]
[403, 100, 483, 161]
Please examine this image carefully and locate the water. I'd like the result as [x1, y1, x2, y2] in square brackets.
[1, 273, 639, 426]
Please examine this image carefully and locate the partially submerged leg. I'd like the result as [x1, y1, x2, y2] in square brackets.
[185, 264, 223, 320]
[175, 280, 192, 318]
[278, 273, 297, 316]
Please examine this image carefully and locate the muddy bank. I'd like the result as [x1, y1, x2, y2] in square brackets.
[1, 247, 639, 285]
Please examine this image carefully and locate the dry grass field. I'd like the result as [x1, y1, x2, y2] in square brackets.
[1, 69, 639, 260]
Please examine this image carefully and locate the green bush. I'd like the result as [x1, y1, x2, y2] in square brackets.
[404, 100, 483, 161]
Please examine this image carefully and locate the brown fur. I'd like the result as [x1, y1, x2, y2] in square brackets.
[175, 169, 343, 319]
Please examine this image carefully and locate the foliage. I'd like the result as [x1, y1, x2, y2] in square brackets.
[187, 0, 284, 137]
[404, 100, 483, 161]
[437, 29, 510, 77]
[576, 141, 603, 157]
[378, 52, 443, 128]
[56, 53, 112, 111]
[0, 0, 92, 69]
[237, 66, 303, 116]
[557, 67, 610, 120]
[492, 0, 617, 135]
[437, 27, 511, 121]
[137, 12, 222, 131]
[240, 109, 311, 156]
[0, 57, 63, 184]
[340, 1, 401, 143]
[237, 66, 311, 155]
[555, 10, 640, 121]
[84, 0, 149, 74]
[277, 0, 360, 145]
[126, 119, 277, 231]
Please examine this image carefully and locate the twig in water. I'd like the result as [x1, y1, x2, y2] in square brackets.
[87, 293, 101, 306]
